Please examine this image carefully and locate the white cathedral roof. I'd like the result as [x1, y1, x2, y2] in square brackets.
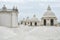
[42, 5, 56, 18]
[0, 5, 18, 12]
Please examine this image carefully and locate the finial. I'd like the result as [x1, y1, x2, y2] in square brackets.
[33, 14, 36, 17]
[47, 5, 51, 10]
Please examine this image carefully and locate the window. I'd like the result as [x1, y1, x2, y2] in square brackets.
[30, 22, 32, 26]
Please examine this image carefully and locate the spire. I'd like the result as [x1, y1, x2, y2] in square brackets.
[47, 5, 51, 10]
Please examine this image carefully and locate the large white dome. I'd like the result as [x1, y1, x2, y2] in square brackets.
[42, 6, 56, 18]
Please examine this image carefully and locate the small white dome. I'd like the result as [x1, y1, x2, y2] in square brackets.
[30, 15, 39, 21]
[26, 17, 30, 22]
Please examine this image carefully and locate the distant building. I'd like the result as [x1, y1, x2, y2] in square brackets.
[20, 5, 59, 26]
[0, 5, 18, 27]
[20, 15, 40, 26]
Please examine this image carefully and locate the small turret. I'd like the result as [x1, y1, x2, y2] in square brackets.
[13, 6, 18, 12]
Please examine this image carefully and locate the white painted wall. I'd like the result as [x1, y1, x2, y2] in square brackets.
[0, 13, 11, 27]
[12, 12, 18, 27]
[0, 11, 18, 28]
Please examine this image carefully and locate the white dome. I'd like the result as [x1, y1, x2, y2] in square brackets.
[43, 11, 56, 17]
[42, 6, 56, 18]
[25, 17, 30, 22]
[30, 15, 39, 21]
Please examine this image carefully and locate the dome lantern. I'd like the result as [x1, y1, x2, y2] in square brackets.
[47, 5, 51, 11]
[33, 14, 36, 18]
[2, 5, 7, 10]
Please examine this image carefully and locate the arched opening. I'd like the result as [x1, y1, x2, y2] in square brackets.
[35, 22, 37, 26]
[28, 22, 29, 24]
[25, 22, 26, 25]
[50, 19, 54, 26]
[21, 21, 23, 24]
[30, 22, 32, 26]
[44, 19, 46, 26]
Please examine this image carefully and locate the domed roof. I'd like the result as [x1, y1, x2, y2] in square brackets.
[42, 5, 56, 18]
[30, 15, 39, 21]
[25, 17, 30, 22]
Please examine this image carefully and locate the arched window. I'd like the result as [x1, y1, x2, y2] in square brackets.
[25, 22, 26, 25]
[30, 22, 32, 26]
[44, 19, 46, 26]
[28, 22, 29, 24]
[21, 21, 23, 24]
[35, 22, 37, 26]
[50, 19, 54, 26]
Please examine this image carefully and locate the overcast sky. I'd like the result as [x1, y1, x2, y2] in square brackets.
[0, 0, 60, 22]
